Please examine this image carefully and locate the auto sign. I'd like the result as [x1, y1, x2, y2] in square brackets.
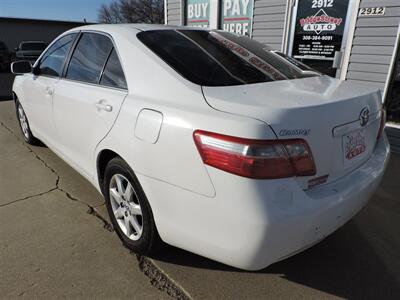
[292, 0, 350, 59]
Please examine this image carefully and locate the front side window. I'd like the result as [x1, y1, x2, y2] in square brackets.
[38, 33, 77, 77]
[137, 30, 318, 87]
[66, 33, 113, 84]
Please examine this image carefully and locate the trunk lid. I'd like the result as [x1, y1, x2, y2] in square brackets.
[202, 76, 382, 189]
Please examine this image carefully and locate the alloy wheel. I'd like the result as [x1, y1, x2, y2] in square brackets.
[109, 174, 143, 240]
[17, 105, 29, 139]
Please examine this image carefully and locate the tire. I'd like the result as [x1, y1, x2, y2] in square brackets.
[103, 157, 161, 254]
[15, 100, 39, 145]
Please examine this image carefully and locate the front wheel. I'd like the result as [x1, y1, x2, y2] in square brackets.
[103, 157, 161, 254]
[15, 100, 39, 145]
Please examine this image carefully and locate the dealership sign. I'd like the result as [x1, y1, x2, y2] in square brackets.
[220, 0, 254, 36]
[300, 12, 343, 34]
[186, 0, 210, 28]
[292, 0, 349, 59]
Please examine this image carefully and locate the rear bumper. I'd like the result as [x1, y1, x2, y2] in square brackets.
[250, 134, 390, 269]
[139, 134, 390, 270]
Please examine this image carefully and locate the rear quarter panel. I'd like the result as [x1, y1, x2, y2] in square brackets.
[95, 28, 277, 197]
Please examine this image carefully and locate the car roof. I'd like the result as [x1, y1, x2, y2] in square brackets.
[69, 23, 207, 33]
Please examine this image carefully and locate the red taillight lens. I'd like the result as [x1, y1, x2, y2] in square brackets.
[282, 139, 316, 176]
[377, 108, 386, 140]
[193, 130, 316, 179]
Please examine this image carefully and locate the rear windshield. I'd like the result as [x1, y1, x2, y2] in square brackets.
[21, 42, 47, 51]
[137, 30, 319, 87]
[273, 51, 317, 72]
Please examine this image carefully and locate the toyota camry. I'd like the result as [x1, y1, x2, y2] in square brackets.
[11, 24, 390, 270]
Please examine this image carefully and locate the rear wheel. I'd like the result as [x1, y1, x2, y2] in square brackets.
[103, 157, 161, 254]
[15, 100, 39, 145]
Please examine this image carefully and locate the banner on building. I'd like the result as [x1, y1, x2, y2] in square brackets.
[220, 0, 254, 36]
[186, 0, 210, 28]
[292, 0, 349, 59]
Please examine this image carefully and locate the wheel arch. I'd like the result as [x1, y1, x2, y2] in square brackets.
[96, 148, 164, 246]
[96, 149, 120, 195]
[12, 91, 18, 102]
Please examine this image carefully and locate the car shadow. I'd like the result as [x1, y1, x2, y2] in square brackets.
[150, 213, 400, 299]
[149, 156, 400, 299]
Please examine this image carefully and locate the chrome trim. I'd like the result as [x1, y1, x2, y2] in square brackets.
[59, 77, 128, 92]
[332, 110, 381, 137]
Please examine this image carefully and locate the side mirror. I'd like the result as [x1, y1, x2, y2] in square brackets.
[14, 47, 18, 52]
[11, 61, 32, 74]
[32, 65, 40, 76]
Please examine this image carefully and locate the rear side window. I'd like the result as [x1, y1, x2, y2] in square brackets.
[100, 48, 127, 89]
[38, 34, 76, 77]
[137, 30, 319, 87]
[66, 33, 113, 84]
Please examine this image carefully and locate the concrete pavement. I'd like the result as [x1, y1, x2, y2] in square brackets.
[0, 101, 171, 299]
[1, 99, 399, 299]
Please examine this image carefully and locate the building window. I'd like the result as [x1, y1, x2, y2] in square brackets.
[219, 0, 254, 36]
[185, 0, 211, 28]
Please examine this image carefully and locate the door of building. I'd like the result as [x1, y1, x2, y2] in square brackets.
[288, 0, 354, 77]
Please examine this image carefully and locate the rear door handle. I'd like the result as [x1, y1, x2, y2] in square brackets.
[45, 86, 53, 95]
[95, 103, 113, 112]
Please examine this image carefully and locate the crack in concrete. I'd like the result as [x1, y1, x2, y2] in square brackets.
[1, 119, 191, 299]
[0, 187, 57, 208]
[136, 254, 193, 300]
[0, 120, 114, 232]
[86, 206, 114, 232]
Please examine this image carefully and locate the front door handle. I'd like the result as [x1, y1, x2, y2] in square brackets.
[95, 103, 113, 112]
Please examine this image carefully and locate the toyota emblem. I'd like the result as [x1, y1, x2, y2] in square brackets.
[359, 107, 370, 127]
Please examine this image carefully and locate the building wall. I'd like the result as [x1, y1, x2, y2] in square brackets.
[0, 17, 85, 98]
[252, 0, 287, 50]
[346, 0, 400, 90]
[165, 0, 287, 50]
[0, 18, 85, 51]
[166, 0, 182, 25]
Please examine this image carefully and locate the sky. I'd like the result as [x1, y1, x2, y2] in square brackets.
[0, 0, 115, 23]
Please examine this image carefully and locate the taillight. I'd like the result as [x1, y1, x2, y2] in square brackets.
[377, 108, 386, 140]
[193, 130, 316, 179]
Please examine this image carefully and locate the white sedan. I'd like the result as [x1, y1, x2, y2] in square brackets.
[11, 24, 390, 270]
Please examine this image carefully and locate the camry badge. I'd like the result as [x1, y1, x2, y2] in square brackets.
[359, 107, 370, 127]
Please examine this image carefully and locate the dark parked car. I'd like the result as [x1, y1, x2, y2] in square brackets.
[14, 41, 47, 63]
[0, 41, 12, 72]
